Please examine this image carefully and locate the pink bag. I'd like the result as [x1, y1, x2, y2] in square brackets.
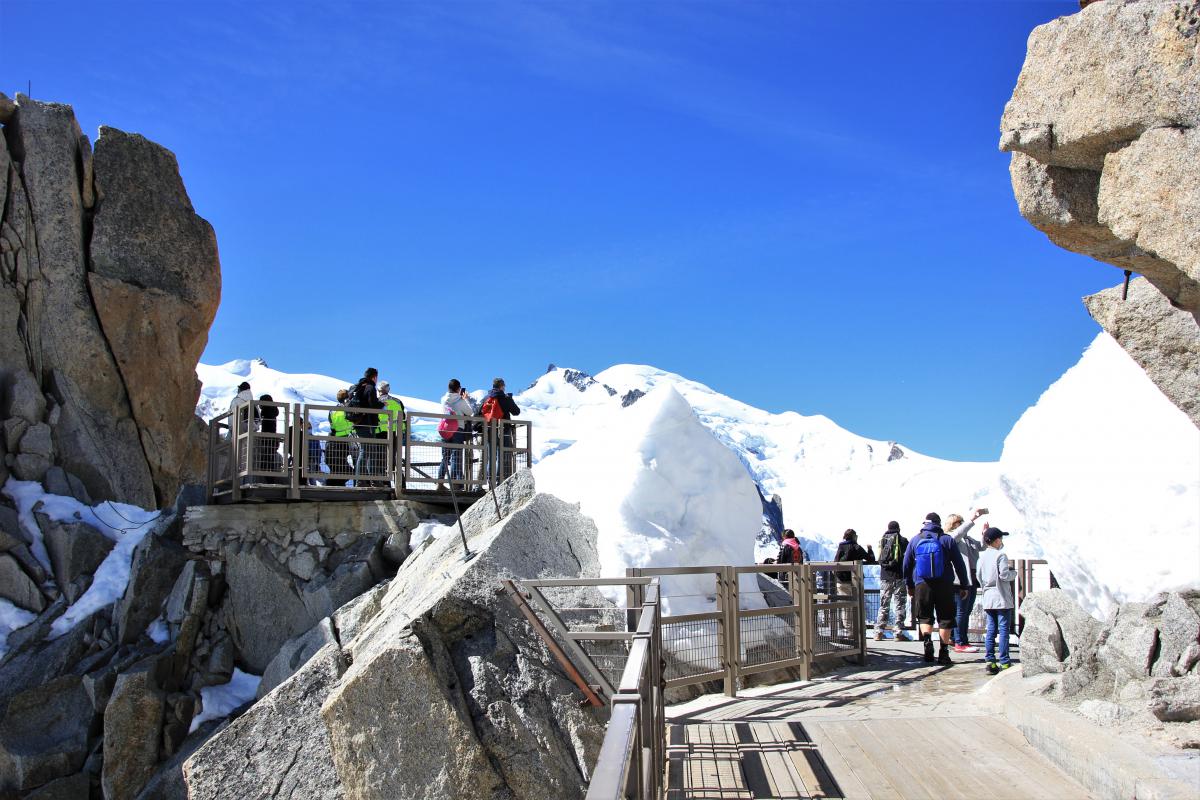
[437, 405, 459, 441]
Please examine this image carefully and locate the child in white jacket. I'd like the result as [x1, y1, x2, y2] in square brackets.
[976, 526, 1016, 674]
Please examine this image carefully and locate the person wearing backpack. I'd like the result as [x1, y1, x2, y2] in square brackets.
[776, 529, 804, 586]
[347, 368, 384, 485]
[326, 389, 354, 487]
[833, 529, 875, 634]
[481, 378, 520, 483]
[902, 512, 970, 665]
[875, 521, 912, 641]
[438, 379, 474, 488]
[374, 381, 406, 486]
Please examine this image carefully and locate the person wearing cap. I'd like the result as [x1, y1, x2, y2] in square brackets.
[976, 525, 1017, 674]
[375, 381, 407, 487]
[902, 512, 970, 665]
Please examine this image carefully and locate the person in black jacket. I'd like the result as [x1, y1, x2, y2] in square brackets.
[482, 378, 521, 481]
[350, 368, 384, 484]
[833, 529, 875, 635]
[256, 394, 282, 481]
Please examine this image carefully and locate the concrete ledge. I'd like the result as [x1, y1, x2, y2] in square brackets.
[981, 668, 1199, 800]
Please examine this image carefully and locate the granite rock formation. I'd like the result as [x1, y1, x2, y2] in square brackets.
[1000, 0, 1200, 425]
[0, 93, 220, 507]
[182, 470, 610, 800]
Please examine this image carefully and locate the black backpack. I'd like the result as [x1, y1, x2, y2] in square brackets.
[879, 532, 903, 571]
[345, 382, 371, 425]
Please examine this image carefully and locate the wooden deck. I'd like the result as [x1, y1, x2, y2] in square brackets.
[665, 639, 1092, 799]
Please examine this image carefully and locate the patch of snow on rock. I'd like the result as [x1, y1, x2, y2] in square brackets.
[189, 668, 262, 732]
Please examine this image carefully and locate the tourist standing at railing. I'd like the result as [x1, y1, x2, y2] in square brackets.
[481, 378, 521, 483]
[348, 368, 384, 485]
[947, 509, 987, 654]
[976, 527, 1016, 674]
[256, 395, 283, 479]
[304, 419, 324, 486]
[903, 512, 970, 665]
[875, 521, 913, 641]
[327, 389, 354, 487]
[833, 529, 875, 632]
[228, 381, 258, 432]
[376, 381, 406, 481]
[438, 379, 474, 488]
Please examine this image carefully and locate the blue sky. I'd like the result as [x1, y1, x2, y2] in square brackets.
[1, 1, 1116, 461]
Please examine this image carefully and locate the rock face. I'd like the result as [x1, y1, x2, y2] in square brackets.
[1000, 0, 1200, 424]
[183, 471, 610, 800]
[1021, 589, 1200, 747]
[1084, 277, 1200, 427]
[0, 93, 220, 507]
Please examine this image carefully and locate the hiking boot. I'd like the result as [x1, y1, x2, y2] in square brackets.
[953, 644, 979, 654]
[937, 644, 952, 666]
[923, 637, 934, 662]
[997, 662, 1012, 671]
[897, 629, 914, 642]
[986, 662, 1000, 675]
[874, 630, 885, 641]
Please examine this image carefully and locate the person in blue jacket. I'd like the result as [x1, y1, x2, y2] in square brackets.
[903, 512, 970, 665]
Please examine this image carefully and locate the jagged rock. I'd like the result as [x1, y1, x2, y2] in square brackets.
[183, 643, 347, 800]
[89, 125, 220, 506]
[24, 772, 90, 799]
[114, 530, 189, 645]
[3, 418, 28, 454]
[1019, 589, 1102, 680]
[1099, 600, 1163, 680]
[38, 514, 114, 597]
[257, 617, 337, 699]
[103, 662, 165, 800]
[329, 581, 387, 646]
[287, 549, 317, 580]
[321, 484, 607, 800]
[0, 553, 45, 613]
[12, 453, 51, 482]
[381, 531, 409, 566]
[1147, 676, 1200, 723]
[40, 466, 92, 505]
[223, 545, 317, 674]
[1085, 277, 1200, 428]
[1000, 0, 1200, 420]
[17, 422, 52, 458]
[0, 506, 29, 551]
[3, 371, 45, 425]
[200, 636, 234, 689]
[0, 92, 14, 123]
[0, 675, 93, 792]
[161, 694, 196, 757]
[298, 535, 386, 623]
[1176, 642, 1200, 677]
[1150, 592, 1200, 678]
[160, 561, 209, 690]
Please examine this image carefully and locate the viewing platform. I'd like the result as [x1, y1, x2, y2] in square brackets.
[204, 400, 531, 507]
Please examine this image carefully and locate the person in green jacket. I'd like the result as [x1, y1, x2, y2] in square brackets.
[327, 389, 354, 486]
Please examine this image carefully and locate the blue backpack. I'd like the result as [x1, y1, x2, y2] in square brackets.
[913, 532, 945, 581]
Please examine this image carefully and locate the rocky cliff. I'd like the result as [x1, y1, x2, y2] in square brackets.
[1000, 0, 1200, 426]
[0, 93, 220, 507]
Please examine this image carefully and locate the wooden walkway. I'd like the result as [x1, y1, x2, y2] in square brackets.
[665, 639, 1092, 799]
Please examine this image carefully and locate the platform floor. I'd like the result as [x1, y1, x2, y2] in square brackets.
[665, 638, 1092, 799]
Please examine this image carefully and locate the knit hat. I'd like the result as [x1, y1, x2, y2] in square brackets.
[925, 512, 941, 524]
[886, 521, 900, 532]
[983, 528, 1009, 544]
[378, 381, 390, 393]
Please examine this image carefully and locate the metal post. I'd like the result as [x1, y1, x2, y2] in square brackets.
[206, 419, 216, 504]
[723, 567, 740, 697]
[288, 405, 301, 500]
[231, 406, 242, 503]
[854, 562, 867, 665]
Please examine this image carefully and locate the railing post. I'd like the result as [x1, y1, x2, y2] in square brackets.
[723, 566, 740, 697]
[231, 405, 242, 503]
[206, 418, 216, 504]
[799, 563, 813, 681]
[288, 405, 301, 500]
[854, 562, 867, 665]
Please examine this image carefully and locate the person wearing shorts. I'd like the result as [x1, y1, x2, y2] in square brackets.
[903, 512, 970, 665]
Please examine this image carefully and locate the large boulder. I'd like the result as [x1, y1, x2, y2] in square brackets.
[183, 472, 609, 800]
[0, 675, 94, 792]
[38, 514, 114, 603]
[0, 96, 220, 507]
[102, 662, 166, 800]
[183, 643, 347, 800]
[0, 552, 45, 613]
[1000, 0, 1200, 424]
[1019, 589, 1102, 685]
[114, 528, 190, 645]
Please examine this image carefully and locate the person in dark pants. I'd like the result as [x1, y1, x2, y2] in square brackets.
[948, 509, 987, 653]
[257, 394, 282, 481]
[349, 368, 384, 485]
[327, 389, 353, 487]
[481, 378, 521, 482]
[903, 512, 970, 665]
[833, 529, 875, 633]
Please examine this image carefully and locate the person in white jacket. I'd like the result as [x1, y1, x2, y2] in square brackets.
[976, 526, 1016, 674]
[438, 379, 475, 486]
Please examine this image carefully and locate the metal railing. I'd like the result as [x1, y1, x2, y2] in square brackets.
[510, 562, 866, 800]
[205, 401, 531, 503]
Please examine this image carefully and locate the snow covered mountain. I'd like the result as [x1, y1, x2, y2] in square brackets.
[195, 333, 1200, 619]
